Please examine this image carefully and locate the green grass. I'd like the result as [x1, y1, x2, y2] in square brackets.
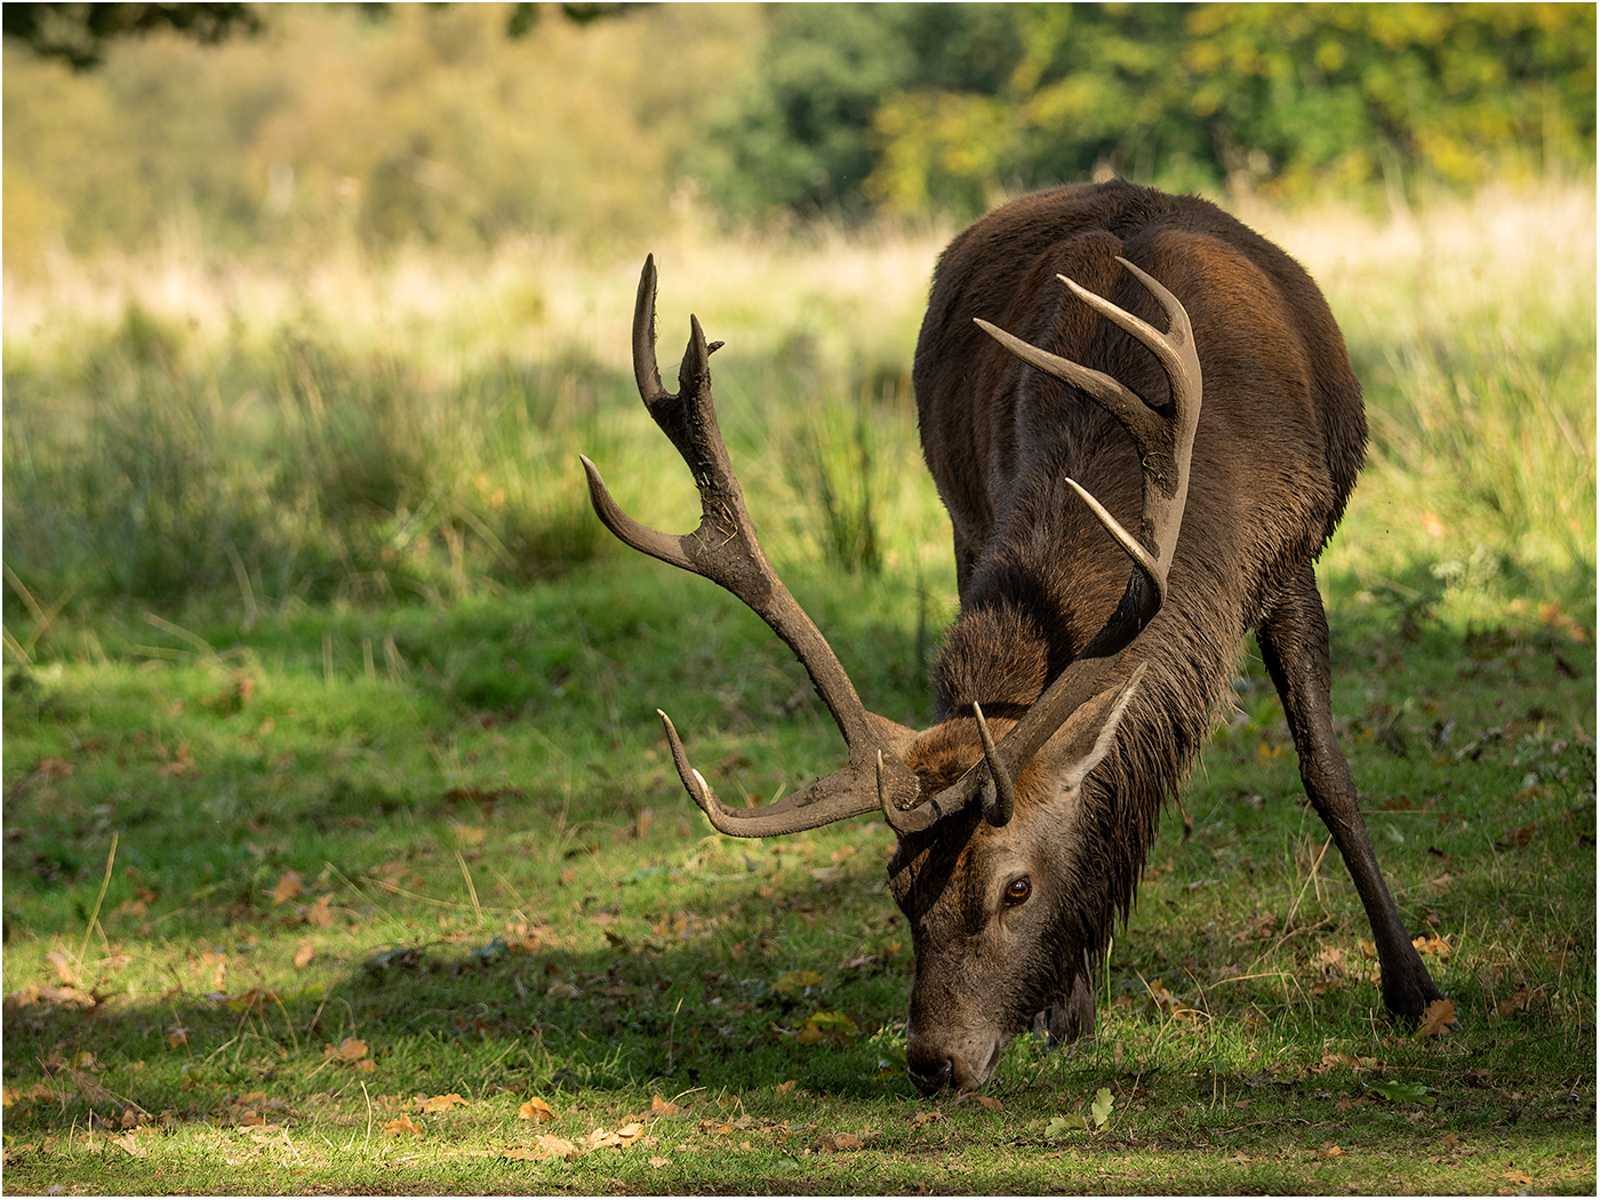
[3, 184, 1595, 1193]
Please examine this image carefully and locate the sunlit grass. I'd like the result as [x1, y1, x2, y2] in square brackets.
[5, 180, 1591, 636]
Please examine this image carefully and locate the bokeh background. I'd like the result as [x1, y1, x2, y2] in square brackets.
[4, 1, 1595, 625]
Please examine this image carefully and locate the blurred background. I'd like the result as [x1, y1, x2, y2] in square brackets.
[3, 1, 1595, 630]
[5, 3, 1593, 261]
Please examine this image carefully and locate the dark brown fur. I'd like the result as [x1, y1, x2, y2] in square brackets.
[887, 180, 1438, 1093]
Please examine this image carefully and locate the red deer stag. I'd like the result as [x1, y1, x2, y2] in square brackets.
[581, 179, 1443, 1095]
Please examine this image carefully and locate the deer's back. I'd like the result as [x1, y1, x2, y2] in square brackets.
[914, 179, 1365, 636]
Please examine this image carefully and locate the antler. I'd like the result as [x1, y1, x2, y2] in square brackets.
[581, 256, 920, 837]
[882, 257, 1202, 834]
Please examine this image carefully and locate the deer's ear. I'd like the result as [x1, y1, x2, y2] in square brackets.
[1030, 662, 1145, 796]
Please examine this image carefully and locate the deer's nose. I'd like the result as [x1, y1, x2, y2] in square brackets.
[906, 1053, 953, 1096]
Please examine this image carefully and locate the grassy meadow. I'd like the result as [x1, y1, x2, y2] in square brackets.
[2, 181, 1595, 1194]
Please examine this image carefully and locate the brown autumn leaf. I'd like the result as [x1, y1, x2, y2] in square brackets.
[581, 1122, 645, 1151]
[519, 1096, 556, 1123]
[110, 1132, 146, 1158]
[34, 756, 75, 781]
[272, 872, 304, 905]
[420, 1092, 468, 1113]
[326, 1037, 369, 1064]
[1411, 932, 1453, 959]
[951, 1092, 1004, 1110]
[383, 1114, 423, 1137]
[167, 1024, 190, 1049]
[774, 1080, 797, 1096]
[1416, 997, 1457, 1038]
[824, 1132, 864, 1151]
[293, 941, 315, 969]
[46, 951, 78, 987]
[1505, 1169, 1533, 1185]
[1318, 1144, 1345, 1161]
[651, 1093, 682, 1116]
[648, 1155, 670, 1167]
[156, 742, 196, 778]
[305, 894, 336, 929]
[1497, 824, 1537, 848]
[1495, 983, 1550, 1017]
[527, 1133, 579, 1160]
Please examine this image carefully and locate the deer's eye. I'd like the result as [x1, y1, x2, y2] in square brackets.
[1002, 875, 1032, 908]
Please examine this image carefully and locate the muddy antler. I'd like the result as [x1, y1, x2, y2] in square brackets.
[581, 257, 920, 836]
[882, 258, 1202, 834]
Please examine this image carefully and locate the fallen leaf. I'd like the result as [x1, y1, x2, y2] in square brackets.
[1504, 1169, 1533, 1185]
[326, 1037, 369, 1064]
[46, 951, 78, 987]
[1044, 1114, 1088, 1136]
[1318, 1144, 1345, 1161]
[518, 1096, 556, 1123]
[305, 894, 335, 928]
[383, 1114, 423, 1137]
[977, 1095, 1004, 1111]
[1090, 1087, 1114, 1129]
[651, 1094, 681, 1116]
[1411, 932, 1453, 959]
[1495, 984, 1550, 1017]
[824, 1132, 863, 1151]
[578, 1123, 646, 1151]
[771, 969, 822, 994]
[110, 1132, 146, 1157]
[34, 756, 75, 781]
[420, 1092, 467, 1113]
[774, 1080, 797, 1097]
[648, 1155, 670, 1167]
[1416, 997, 1456, 1038]
[272, 872, 304, 905]
[156, 742, 196, 777]
[534, 1133, 578, 1159]
[1365, 1079, 1434, 1106]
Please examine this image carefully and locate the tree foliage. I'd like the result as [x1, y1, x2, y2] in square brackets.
[1, 3, 261, 71]
[1, 3, 1591, 266]
[703, 2, 1596, 220]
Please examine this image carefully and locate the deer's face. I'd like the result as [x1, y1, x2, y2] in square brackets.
[887, 682, 1135, 1094]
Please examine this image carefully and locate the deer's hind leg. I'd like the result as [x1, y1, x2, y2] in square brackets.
[1255, 563, 1443, 1019]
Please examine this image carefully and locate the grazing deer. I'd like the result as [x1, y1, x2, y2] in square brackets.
[581, 180, 1442, 1095]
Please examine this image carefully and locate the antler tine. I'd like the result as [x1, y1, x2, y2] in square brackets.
[971, 702, 1016, 827]
[890, 259, 1203, 833]
[584, 257, 922, 836]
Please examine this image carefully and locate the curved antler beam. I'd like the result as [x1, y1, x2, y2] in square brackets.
[583, 257, 922, 836]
